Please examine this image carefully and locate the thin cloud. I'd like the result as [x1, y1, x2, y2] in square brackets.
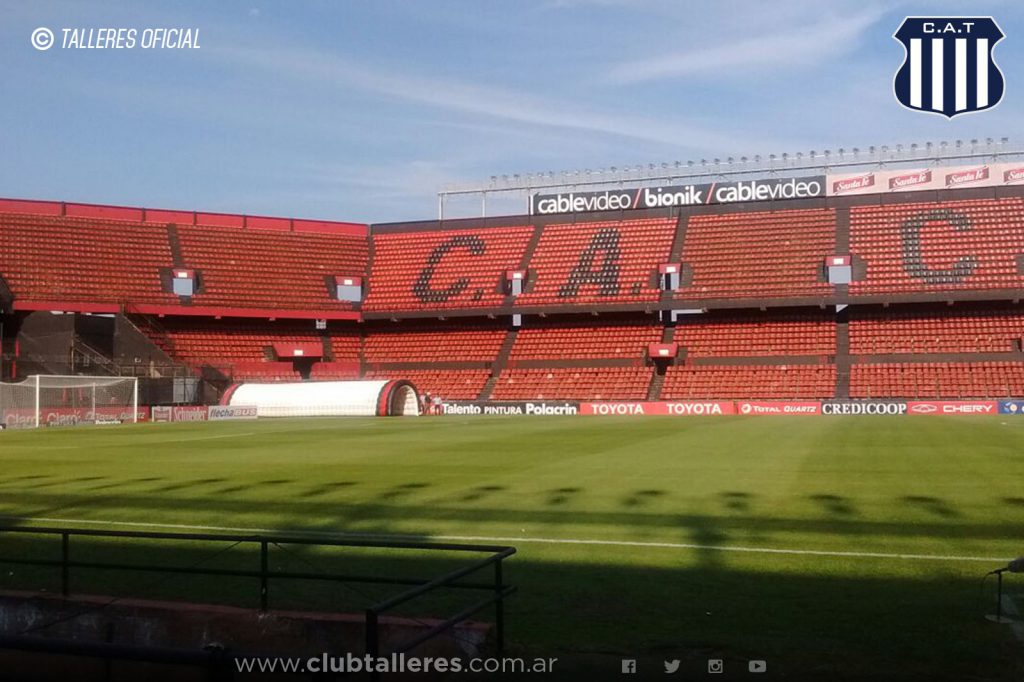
[607, 8, 886, 84]
[215, 45, 791, 153]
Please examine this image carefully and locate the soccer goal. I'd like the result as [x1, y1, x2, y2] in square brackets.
[0, 375, 139, 429]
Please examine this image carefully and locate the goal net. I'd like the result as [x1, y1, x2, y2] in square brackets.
[0, 375, 139, 429]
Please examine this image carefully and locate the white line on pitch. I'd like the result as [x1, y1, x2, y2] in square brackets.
[145, 432, 258, 443]
[0, 515, 1010, 564]
[1, 432, 258, 448]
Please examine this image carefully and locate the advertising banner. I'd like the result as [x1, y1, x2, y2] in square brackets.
[152, 406, 173, 423]
[207, 405, 259, 421]
[998, 400, 1024, 415]
[820, 401, 908, 415]
[430, 400, 1014, 417]
[579, 401, 736, 415]
[2, 406, 151, 429]
[530, 176, 825, 215]
[906, 401, 998, 415]
[737, 401, 821, 415]
[827, 162, 1024, 197]
[170, 405, 209, 422]
[441, 401, 580, 416]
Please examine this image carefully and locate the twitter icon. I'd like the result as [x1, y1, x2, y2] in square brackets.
[664, 659, 680, 674]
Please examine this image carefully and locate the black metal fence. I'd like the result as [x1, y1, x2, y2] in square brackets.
[0, 525, 516, 675]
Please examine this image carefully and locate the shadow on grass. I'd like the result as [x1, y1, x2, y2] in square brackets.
[902, 496, 961, 518]
[0, 529, 1014, 681]
[719, 491, 752, 513]
[808, 494, 856, 516]
[622, 490, 667, 508]
[459, 485, 506, 503]
[3, 488, 1008, 545]
[377, 483, 430, 502]
[547, 488, 581, 506]
[150, 478, 229, 494]
[300, 481, 359, 498]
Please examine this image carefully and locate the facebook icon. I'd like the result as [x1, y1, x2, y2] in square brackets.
[621, 659, 637, 674]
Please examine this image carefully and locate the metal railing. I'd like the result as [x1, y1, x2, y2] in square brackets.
[0, 525, 516, 672]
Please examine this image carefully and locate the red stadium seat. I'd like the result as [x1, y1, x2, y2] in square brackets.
[673, 208, 835, 301]
[514, 219, 676, 306]
[491, 367, 652, 401]
[849, 305, 1024, 354]
[849, 198, 1024, 295]
[509, 322, 661, 362]
[850, 362, 1024, 399]
[675, 314, 834, 357]
[177, 224, 366, 311]
[364, 226, 534, 312]
[363, 368, 490, 400]
[0, 212, 178, 305]
[0, 208, 367, 312]
[662, 364, 836, 399]
[309, 362, 361, 381]
[365, 325, 506, 364]
[136, 317, 336, 364]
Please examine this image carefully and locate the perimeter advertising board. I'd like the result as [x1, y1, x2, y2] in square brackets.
[821, 401, 908, 415]
[2, 406, 151, 429]
[579, 401, 736, 415]
[434, 400, 1008, 416]
[441, 401, 580, 416]
[169, 405, 209, 422]
[738, 401, 821, 415]
[151, 405, 259, 422]
[906, 401, 997, 414]
[208, 405, 259, 420]
[998, 400, 1024, 414]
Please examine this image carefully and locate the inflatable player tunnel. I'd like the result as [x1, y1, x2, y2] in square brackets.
[221, 380, 420, 417]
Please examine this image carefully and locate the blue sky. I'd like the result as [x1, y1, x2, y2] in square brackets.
[1, 0, 1021, 222]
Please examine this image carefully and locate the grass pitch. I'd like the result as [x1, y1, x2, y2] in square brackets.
[1, 415, 1023, 680]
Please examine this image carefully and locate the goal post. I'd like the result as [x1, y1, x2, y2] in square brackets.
[1, 375, 139, 429]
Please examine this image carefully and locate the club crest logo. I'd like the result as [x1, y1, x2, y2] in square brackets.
[894, 17, 1005, 118]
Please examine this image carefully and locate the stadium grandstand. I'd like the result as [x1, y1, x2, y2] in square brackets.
[7, 3, 1024, 678]
[2, 177, 1024, 407]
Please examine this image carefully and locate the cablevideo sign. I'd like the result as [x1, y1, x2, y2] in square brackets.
[529, 175, 825, 215]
